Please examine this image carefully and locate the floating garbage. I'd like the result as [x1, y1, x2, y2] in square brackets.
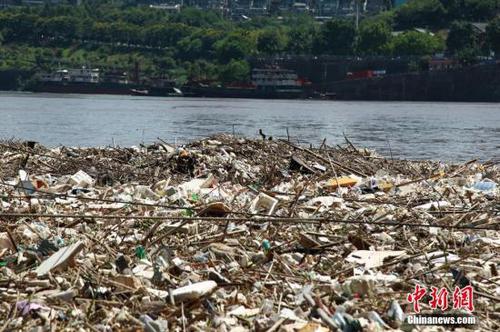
[68, 170, 94, 188]
[324, 175, 361, 190]
[249, 192, 278, 216]
[472, 179, 497, 192]
[0, 134, 498, 331]
[35, 241, 85, 277]
[170, 280, 217, 302]
[345, 250, 406, 269]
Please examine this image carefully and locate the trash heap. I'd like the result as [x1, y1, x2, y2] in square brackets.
[0, 135, 498, 331]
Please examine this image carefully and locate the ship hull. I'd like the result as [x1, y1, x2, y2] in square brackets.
[182, 85, 308, 99]
[29, 82, 178, 97]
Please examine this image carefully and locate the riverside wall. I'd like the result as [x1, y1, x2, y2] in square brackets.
[327, 63, 500, 102]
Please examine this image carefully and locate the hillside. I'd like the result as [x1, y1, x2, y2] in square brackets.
[0, 0, 499, 89]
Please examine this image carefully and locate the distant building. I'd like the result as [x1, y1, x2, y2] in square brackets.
[392, 27, 435, 37]
[291, 2, 309, 12]
[149, 3, 182, 13]
[3, 0, 393, 19]
[0, 0, 80, 6]
[139, 0, 392, 17]
[103, 70, 129, 84]
[40, 67, 100, 83]
[429, 57, 458, 71]
[184, 0, 226, 10]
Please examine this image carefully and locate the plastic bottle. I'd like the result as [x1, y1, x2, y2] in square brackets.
[473, 180, 497, 192]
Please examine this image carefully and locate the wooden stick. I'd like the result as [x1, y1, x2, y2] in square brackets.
[280, 139, 368, 177]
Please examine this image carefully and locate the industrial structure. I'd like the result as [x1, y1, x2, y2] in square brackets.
[0, 0, 401, 19]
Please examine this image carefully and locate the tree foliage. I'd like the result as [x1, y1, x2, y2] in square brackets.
[486, 17, 500, 55]
[391, 31, 444, 55]
[215, 31, 256, 63]
[220, 60, 251, 83]
[357, 20, 392, 55]
[313, 19, 355, 55]
[0, 1, 498, 85]
[443, 0, 499, 21]
[395, 0, 447, 29]
[257, 29, 287, 55]
[446, 21, 479, 55]
[286, 25, 315, 54]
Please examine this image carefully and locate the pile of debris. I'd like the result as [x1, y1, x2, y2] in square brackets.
[0, 135, 498, 331]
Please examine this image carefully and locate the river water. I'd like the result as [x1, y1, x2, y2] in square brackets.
[0, 92, 498, 162]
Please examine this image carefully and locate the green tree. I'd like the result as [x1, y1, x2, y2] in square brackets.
[219, 59, 250, 83]
[177, 37, 203, 61]
[257, 29, 287, 55]
[357, 21, 392, 55]
[113, 6, 166, 26]
[172, 8, 227, 29]
[313, 19, 355, 55]
[153, 56, 176, 72]
[444, 0, 499, 21]
[391, 31, 445, 55]
[456, 47, 480, 65]
[215, 32, 255, 63]
[175, 28, 224, 61]
[107, 22, 141, 45]
[486, 17, 500, 56]
[396, 0, 447, 29]
[446, 21, 479, 55]
[75, 17, 94, 40]
[91, 22, 113, 43]
[0, 13, 38, 43]
[186, 59, 218, 81]
[36, 16, 78, 41]
[287, 25, 315, 54]
[143, 23, 191, 48]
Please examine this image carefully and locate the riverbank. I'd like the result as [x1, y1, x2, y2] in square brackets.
[0, 135, 498, 330]
[3, 63, 500, 102]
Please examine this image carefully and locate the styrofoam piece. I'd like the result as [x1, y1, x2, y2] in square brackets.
[414, 201, 450, 210]
[68, 170, 94, 188]
[36, 241, 85, 276]
[171, 280, 217, 302]
[346, 250, 406, 269]
[249, 193, 278, 216]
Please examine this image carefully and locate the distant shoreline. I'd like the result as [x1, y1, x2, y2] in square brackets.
[2, 63, 498, 103]
[1, 89, 499, 103]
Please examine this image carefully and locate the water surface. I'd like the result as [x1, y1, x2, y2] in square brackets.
[0, 92, 498, 162]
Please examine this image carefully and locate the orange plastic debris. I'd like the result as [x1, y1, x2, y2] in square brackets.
[325, 176, 358, 189]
